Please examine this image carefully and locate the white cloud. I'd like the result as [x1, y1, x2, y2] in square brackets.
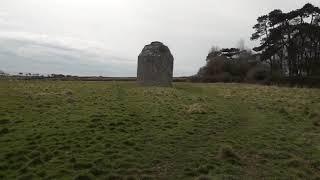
[0, 31, 132, 60]
[0, 11, 7, 24]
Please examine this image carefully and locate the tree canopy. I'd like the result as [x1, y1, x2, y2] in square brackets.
[251, 3, 320, 78]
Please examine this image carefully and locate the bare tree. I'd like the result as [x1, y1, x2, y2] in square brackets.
[207, 45, 221, 61]
[237, 38, 246, 51]
[209, 45, 220, 54]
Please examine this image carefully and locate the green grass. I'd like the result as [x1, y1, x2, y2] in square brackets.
[0, 80, 320, 179]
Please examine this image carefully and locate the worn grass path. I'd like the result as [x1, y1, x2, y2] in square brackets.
[0, 80, 319, 179]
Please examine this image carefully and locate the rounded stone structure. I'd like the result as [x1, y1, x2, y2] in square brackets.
[137, 42, 174, 86]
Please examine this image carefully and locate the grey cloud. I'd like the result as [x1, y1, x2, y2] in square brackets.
[0, 32, 136, 76]
[1, 0, 319, 76]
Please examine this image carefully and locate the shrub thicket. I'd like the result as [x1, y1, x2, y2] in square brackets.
[193, 48, 270, 83]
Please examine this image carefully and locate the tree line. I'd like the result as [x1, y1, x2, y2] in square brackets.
[252, 3, 320, 78]
[194, 3, 320, 87]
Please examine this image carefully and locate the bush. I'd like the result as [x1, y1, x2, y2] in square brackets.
[194, 49, 266, 83]
[246, 64, 270, 82]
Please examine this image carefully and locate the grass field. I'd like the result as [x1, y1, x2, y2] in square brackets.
[0, 80, 320, 179]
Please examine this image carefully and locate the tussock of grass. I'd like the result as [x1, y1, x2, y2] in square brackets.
[0, 119, 10, 124]
[286, 158, 304, 168]
[313, 120, 320, 127]
[74, 174, 93, 180]
[63, 89, 74, 96]
[195, 175, 214, 180]
[0, 128, 9, 135]
[186, 103, 208, 114]
[311, 114, 320, 127]
[218, 145, 241, 164]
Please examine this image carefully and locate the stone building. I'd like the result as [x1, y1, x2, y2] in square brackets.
[137, 42, 174, 86]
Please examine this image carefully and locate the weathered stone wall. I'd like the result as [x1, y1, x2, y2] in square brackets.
[137, 42, 174, 86]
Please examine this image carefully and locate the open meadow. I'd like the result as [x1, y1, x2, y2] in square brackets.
[0, 80, 320, 179]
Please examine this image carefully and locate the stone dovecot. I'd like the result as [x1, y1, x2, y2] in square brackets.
[137, 42, 174, 86]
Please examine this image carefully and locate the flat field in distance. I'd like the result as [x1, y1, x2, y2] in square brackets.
[0, 80, 320, 179]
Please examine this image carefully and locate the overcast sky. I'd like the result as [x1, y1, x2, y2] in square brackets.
[0, 0, 319, 76]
